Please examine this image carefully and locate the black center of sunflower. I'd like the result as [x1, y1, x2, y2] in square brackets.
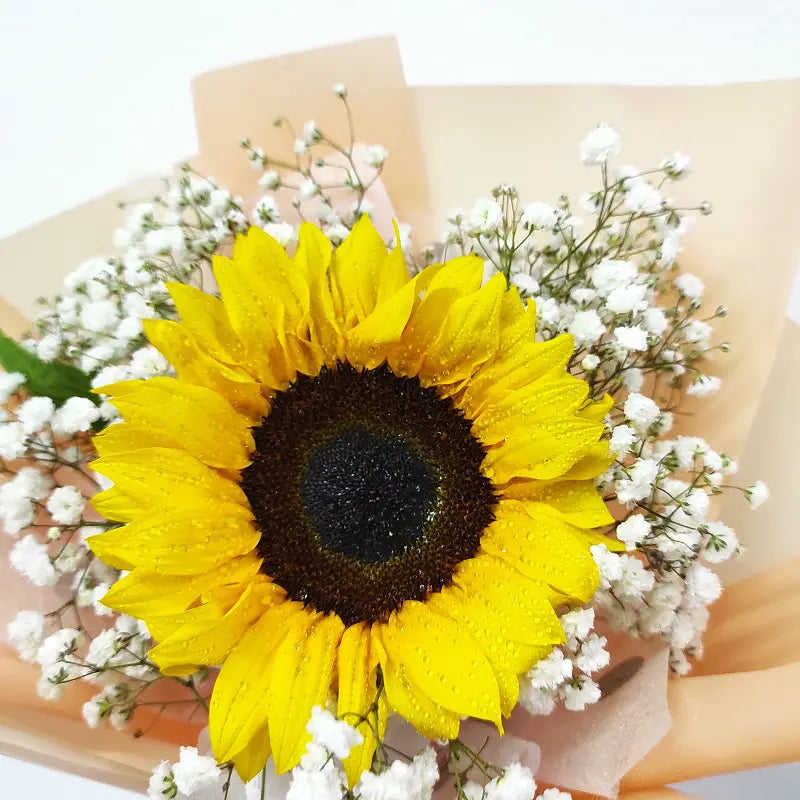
[241, 364, 497, 626]
[301, 429, 438, 564]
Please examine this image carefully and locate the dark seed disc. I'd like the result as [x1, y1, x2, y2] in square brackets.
[241, 364, 497, 625]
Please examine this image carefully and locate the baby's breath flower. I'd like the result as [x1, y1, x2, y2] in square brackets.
[521, 201, 558, 229]
[46, 486, 85, 525]
[580, 123, 621, 166]
[306, 706, 363, 760]
[661, 151, 691, 179]
[687, 374, 721, 397]
[616, 514, 651, 551]
[745, 480, 769, 509]
[623, 180, 663, 214]
[365, 144, 388, 168]
[675, 272, 704, 300]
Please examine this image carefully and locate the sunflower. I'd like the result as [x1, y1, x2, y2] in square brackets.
[89, 216, 616, 784]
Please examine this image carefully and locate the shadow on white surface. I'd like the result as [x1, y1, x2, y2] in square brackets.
[4, 750, 800, 799]
[3, 0, 800, 237]
[676, 762, 800, 798]
[1, 753, 142, 799]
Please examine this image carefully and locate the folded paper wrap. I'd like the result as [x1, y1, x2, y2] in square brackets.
[1, 36, 800, 797]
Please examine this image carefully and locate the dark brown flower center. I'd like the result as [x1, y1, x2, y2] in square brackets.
[241, 364, 496, 625]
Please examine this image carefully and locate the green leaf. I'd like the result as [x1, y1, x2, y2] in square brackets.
[0, 329, 95, 404]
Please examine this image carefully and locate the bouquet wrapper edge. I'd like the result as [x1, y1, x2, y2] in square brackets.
[2, 41, 800, 793]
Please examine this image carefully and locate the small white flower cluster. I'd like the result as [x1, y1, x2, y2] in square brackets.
[353, 748, 438, 800]
[591, 543, 717, 675]
[440, 134, 720, 407]
[148, 747, 225, 800]
[30, 625, 84, 701]
[595, 413, 765, 671]
[438, 126, 766, 677]
[447, 741, 572, 800]
[7, 609, 155, 709]
[83, 615, 156, 682]
[27, 165, 248, 388]
[2, 108, 770, 798]
[146, 708, 574, 800]
[519, 607, 609, 715]
[286, 706, 437, 800]
[242, 84, 398, 249]
[0, 382, 121, 618]
[2, 82, 405, 757]
[597, 388, 763, 669]
[82, 683, 135, 730]
[461, 763, 571, 800]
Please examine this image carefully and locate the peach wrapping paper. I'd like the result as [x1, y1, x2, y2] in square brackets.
[1, 36, 800, 796]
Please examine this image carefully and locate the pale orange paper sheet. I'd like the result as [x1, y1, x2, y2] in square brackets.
[190, 37, 432, 242]
[1, 38, 800, 795]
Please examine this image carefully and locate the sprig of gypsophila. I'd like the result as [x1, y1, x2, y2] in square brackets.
[433, 126, 767, 679]
[241, 83, 405, 249]
[3, 82, 394, 739]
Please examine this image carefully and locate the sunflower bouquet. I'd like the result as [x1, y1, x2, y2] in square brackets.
[0, 84, 769, 800]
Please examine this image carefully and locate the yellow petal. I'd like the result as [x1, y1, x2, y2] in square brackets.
[578, 529, 627, 553]
[422, 590, 519, 716]
[496, 287, 537, 352]
[330, 215, 389, 326]
[144, 578, 260, 645]
[425, 555, 561, 717]
[338, 624, 386, 786]
[100, 554, 262, 618]
[379, 600, 502, 728]
[460, 333, 575, 416]
[439, 287, 535, 403]
[231, 723, 272, 783]
[144, 601, 222, 644]
[210, 601, 303, 762]
[502, 480, 614, 529]
[90, 486, 141, 524]
[87, 503, 259, 575]
[483, 416, 605, 482]
[552, 442, 614, 481]
[480, 501, 599, 602]
[206, 579, 261, 611]
[346, 270, 430, 370]
[386, 287, 460, 378]
[373, 628, 460, 740]
[217, 257, 321, 383]
[376, 222, 412, 303]
[472, 375, 590, 445]
[234, 226, 310, 323]
[93, 423, 168, 458]
[294, 222, 332, 285]
[268, 611, 344, 773]
[91, 447, 247, 512]
[238, 227, 323, 377]
[143, 318, 267, 421]
[418, 274, 506, 387]
[376, 257, 473, 375]
[150, 581, 283, 675]
[453, 555, 565, 648]
[166, 282, 246, 365]
[295, 224, 342, 365]
[425, 255, 484, 294]
[100, 377, 254, 469]
[579, 392, 613, 422]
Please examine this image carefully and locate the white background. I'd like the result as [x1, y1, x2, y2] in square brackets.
[4, 0, 800, 238]
[2, 0, 800, 796]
